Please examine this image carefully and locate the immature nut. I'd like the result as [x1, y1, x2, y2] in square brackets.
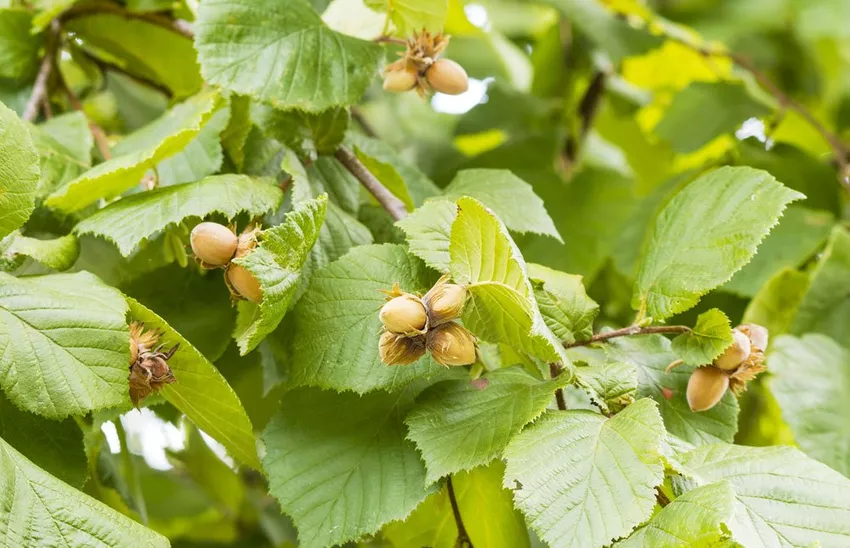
[380, 295, 428, 336]
[687, 366, 729, 412]
[738, 323, 768, 351]
[425, 59, 469, 95]
[713, 329, 751, 371]
[423, 281, 467, 327]
[190, 222, 238, 266]
[427, 322, 476, 366]
[383, 69, 417, 93]
[379, 331, 426, 365]
[227, 263, 263, 303]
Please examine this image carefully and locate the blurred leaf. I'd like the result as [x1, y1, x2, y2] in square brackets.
[0, 9, 42, 81]
[671, 308, 733, 366]
[742, 267, 809, 337]
[364, 0, 447, 36]
[155, 106, 230, 187]
[30, 111, 93, 195]
[0, 101, 39, 241]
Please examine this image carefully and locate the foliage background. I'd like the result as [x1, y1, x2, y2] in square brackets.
[1, 0, 849, 546]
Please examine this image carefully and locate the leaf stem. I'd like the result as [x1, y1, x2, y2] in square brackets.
[549, 363, 567, 410]
[446, 476, 473, 548]
[334, 146, 409, 221]
[564, 325, 690, 349]
[59, 2, 193, 39]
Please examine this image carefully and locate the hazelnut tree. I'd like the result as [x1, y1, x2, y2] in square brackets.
[1, 0, 849, 547]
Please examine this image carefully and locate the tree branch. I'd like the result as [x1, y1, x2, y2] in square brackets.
[335, 146, 409, 221]
[549, 363, 567, 410]
[59, 2, 193, 39]
[564, 325, 690, 349]
[22, 20, 61, 122]
[446, 477, 473, 548]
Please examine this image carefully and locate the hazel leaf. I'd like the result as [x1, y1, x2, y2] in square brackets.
[0, 100, 40, 241]
[528, 263, 599, 345]
[1, 232, 79, 271]
[671, 308, 733, 366]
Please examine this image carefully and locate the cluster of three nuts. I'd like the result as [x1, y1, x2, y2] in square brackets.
[686, 323, 769, 412]
[190, 222, 262, 303]
[379, 278, 476, 367]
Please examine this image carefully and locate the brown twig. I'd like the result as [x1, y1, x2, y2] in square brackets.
[549, 363, 567, 410]
[564, 325, 690, 349]
[373, 35, 407, 45]
[655, 486, 671, 508]
[446, 477, 473, 548]
[335, 146, 409, 221]
[59, 2, 193, 39]
[351, 107, 377, 138]
[578, 71, 607, 140]
[22, 20, 61, 122]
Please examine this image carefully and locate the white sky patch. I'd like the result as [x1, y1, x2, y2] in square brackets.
[431, 77, 491, 115]
[119, 408, 186, 471]
[464, 4, 489, 29]
[200, 430, 235, 468]
[101, 421, 121, 454]
[736, 117, 767, 142]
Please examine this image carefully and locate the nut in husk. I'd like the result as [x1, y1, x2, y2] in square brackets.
[727, 323, 769, 396]
[226, 263, 263, 303]
[129, 321, 159, 364]
[190, 222, 238, 267]
[423, 277, 467, 327]
[686, 366, 729, 412]
[713, 328, 751, 371]
[738, 323, 769, 351]
[381, 31, 469, 97]
[383, 68, 417, 92]
[129, 324, 178, 407]
[425, 59, 469, 95]
[426, 322, 477, 366]
[380, 293, 428, 336]
[379, 331, 426, 365]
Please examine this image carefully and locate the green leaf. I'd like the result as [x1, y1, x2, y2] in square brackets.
[616, 481, 736, 547]
[724, 206, 833, 297]
[1, 232, 79, 271]
[442, 169, 562, 242]
[289, 243, 446, 393]
[606, 334, 739, 445]
[0, 436, 169, 547]
[127, 299, 261, 470]
[0, 271, 130, 418]
[633, 166, 804, 320]
[405, 366, 570, 484]
[254, 104, 350, 156]
[154, 105, 230, 187]
[30, 111, 93, 195]
[675, 443, 850, 547]
[75, 174, 283, 256]
[655, 82, 771, 153]
[450, 197, 569, 365]
[0, 9, 42, 81]
[503, 398, 665, 548]
[364, 0, 447, 36]
[396, 199, 455, 272]
[45, 90, 223, 213]
[0, 100, 40, 241]
[792, 226, 850, 342]
[742, 267, 810, 337]
[353, 144, 416, 212]
[262, 387, 431, 548]
[0, 392, 86, 488]
[384, 461, 531, 548]
[195, 0, 384, 112]
[769, 334, 850, 477]
[528, 263, 599, 345]
[671, 308, 733, 366]
[234, 195, 328, 355]
[575, 361, 637, 415]
[66, 14, 202, 98]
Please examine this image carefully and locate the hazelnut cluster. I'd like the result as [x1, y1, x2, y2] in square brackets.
[378, 276, 476, 367]
[128, 322, 178, 407]
[685, 323, 768, 412]
[190, 222, 262, 303]
[382, 31, 469, 96]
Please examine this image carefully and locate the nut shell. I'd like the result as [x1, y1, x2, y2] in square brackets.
[190, 222, 238, 266]
[738, 323, 768, 351]
[714, 329, 751, 371]
[383, 69, 417, 93]
[227, 264, 263, 303]
[423, 282, 466, 326]
[379, 331, 426, 365]
[427, 322, 476, 366]
[687, 366, 729, 412]
[425, 59, 469, 95]
[380, 295, 428, 336]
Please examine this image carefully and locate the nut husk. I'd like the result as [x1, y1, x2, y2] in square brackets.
[129, 321, 159, 364]
[190, 222, 238, 267]
[713, 328, 751, 371]
[379, 331, 426, 365]
[423, 278, 466, 327]
[128, 323, 178, 407]
[426, 322, 477, 366]
[425, 59, 469, 95]
[686, 366, 729, 412]
[227, 263, 263, 303]
[383, 69, 417, 92]
[380, 294, 428, 336]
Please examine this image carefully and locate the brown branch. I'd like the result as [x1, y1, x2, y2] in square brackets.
[446, 477, 473, 548]
[335, 146, 409, 221]
[655, 486, 671, 508]
[578, 71, 607, 139]
[59, 2, 193, 39]
[565, 325, 690, 349]
[22, 20, 61, 122]
[351, 107, 377, 138]
[550, 363, 567, 410]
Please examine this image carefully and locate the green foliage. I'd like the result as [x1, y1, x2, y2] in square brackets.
[0, 101, 39, 241]
[529, 263, 599, 344]
[75, 174, 283, 256]
[503, 399, 665, 548]
[634, 166, 804, 320]
[0, 9, 42, 81]
[671, 308, 733, 366]
[1, 231, 79, 271]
